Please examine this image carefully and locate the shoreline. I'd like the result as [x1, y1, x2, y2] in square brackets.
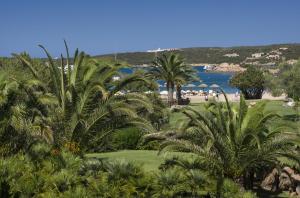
[160, 92, 286, 103]
[133, 63, 245, 73]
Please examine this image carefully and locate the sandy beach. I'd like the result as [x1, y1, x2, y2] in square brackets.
[160, 92, 286, 103]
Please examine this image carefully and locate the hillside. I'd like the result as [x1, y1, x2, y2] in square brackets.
[95, 43, 300, 66]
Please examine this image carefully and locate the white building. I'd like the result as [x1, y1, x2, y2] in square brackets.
[223, 53, 239, 57]
[112, 76, 121, 81]
[266, 54, 280, 59]
[279, 47, 288, 50]
[269, 50, 282, 55]
[147, 48, 180, 53]
[251, 53, 264, 58]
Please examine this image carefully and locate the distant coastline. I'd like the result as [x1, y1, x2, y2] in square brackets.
[133, 63, 245, 73]
[96, 43, 300, 66]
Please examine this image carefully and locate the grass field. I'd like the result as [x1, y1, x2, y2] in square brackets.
[169, 100, 300, 129]
[86, 150, 194, 172]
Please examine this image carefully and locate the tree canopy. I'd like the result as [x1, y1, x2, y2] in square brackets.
[230, 66, 265, 99]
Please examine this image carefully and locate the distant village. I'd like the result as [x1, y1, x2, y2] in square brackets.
[223, 47, 297, 66]
[147, 47, 298, 68]
[176, 47, 297, 72]
[200, 47, 296, 72]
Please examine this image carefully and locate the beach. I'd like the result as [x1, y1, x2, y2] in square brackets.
[160, 92, 286, 103]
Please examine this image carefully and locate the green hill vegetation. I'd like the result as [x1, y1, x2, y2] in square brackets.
[1, 43, 300, 197]
[95, 43, 300, 65]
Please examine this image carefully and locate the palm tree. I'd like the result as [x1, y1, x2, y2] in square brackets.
[174, 65, 198, 102]
[14, 41, 154, 150]
[149, 53, 196, 106]
[145, 92, 299, 197]
[0, 70, 54, 155]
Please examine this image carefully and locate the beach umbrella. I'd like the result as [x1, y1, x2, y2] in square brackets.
[210, 84, 220, 88]
[160, 90, 168, 95]
[198, 83, 208, 88]
[185, 83, 196, 87]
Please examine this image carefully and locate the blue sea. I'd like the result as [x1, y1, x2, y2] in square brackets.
[120, 66, 238, 93]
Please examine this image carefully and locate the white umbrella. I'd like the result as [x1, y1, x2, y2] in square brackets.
[198, 83, 208, 88]
[210, 84, 220, 88]
[185, 83, 196, 87]
[160, 90, 168, 95]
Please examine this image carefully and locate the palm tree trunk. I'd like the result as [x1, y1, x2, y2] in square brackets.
[168, 87, 174, 106]
[249, 171, 254, 190]
[176, 84, 182, 104]
[243, 171, 254, 190]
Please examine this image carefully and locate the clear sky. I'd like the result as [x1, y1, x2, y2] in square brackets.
[1, 0, 300, 57]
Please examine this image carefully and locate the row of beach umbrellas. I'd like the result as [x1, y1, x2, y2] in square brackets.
[159, 83, 220, 95]
[159, 83, 220, 89]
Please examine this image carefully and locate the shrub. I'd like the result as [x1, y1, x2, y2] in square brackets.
[230, 66, 265, 99]
[112, 127, 142, 150]
[222, 179, 257, 198]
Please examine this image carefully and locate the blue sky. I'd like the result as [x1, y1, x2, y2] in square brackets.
[1, 0, 300, 57]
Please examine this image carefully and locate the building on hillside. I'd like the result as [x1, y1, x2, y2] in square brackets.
[223, 53, 239, 57]
[147, 48, 180, 53]
[279, 47, 288, 50]
[266, 54, 280, 59]
[251, 53, 264, 58]
[269, 50, 282, 55]
[112, 76, 121, 81]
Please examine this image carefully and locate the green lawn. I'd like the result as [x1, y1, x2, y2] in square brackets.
[86, 150, 193, 172]
[169, 100, 300, 129]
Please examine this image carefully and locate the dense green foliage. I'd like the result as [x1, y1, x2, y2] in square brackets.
[266, 60, 300, 101]
[230, 66, 265, 99]
[0, 142, 258, 198]
[1, 42, 300, 197]
[145, 93, 299, 197]
[96, 44, 300, 65]
[0, 42, 158, 155]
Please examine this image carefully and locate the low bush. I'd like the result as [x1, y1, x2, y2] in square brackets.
[111, 127, 142, 150]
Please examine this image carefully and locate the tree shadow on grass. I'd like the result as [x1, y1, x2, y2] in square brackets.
[253, 188, 289, 198]
[282, 114, 299, 122]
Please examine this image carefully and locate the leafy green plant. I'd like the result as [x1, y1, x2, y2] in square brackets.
[12, 41, 155, 151]
[111, 127, 142, 150]
[230, 66, 265, 99]
[0, 143, 153, 197]
[145, 92, 299, 197]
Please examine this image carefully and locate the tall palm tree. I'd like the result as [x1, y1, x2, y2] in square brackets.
[174, 65, 198, 102]
[14, 41, 154, 150]
[149, 53, 195, 106]
[145, 92, 299, 197]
